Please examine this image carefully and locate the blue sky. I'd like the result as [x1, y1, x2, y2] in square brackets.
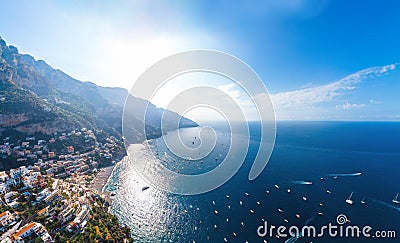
[1, 0, 399, 120]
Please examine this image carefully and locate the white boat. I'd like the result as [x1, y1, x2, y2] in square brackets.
[274, 184, 280, 189]
[326, 190, 332, 194]
[245, 192, 250, 196]
[346, 192, 354, 205]
[392, 193, 400, 204]
[295, 214, 300, 218]
[287, 189, 291, 193]
[214, 210, 218, 214]
[250, 209, 254, 214]
[361, 197, 366, 204]
[278, 208, 284, 213]
[318, 212, 324, 216]
[302, 196, 307, 201]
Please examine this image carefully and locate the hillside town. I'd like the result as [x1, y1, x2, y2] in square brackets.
[0, 128, 131, 242]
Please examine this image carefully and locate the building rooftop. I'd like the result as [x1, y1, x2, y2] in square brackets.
[12, 222, 36, 238]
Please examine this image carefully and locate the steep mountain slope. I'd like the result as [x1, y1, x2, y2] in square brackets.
[0, 36, 197, 140]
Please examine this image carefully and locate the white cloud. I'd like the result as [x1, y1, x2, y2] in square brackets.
[270, 63, 397, 119]
[335, 102, 366, 110]
[369, 99, 382, 104]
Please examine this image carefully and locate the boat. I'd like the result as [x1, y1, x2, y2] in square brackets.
[287, 189, 291, 193]
[110, 192, 116, 197]
[302, 195, 307, 201]
[266, 190, 270, 194]
[326, 190, 332, 194]
[250, 209, 254, 214]
[274, 184, 280, 189]
[212, 200, 216, 205]
[226, 194, 230, 199]
[278, 208, 284, 213]
[141, 186, 150, 191]
[318, 212, 324, 216]
[245, 192, 250, 196]
[214, 210, 218, 214]
[333, 176, 338, 180]
[239, 201, 243, 206]
[295, 214, 300, 218]
[345, 192, 354, 205]
[256, 201, 261, 205]
[392, 193, 400, 204]
[361, 197, 366, 204]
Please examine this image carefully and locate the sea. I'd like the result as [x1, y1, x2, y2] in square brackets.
[105, 121, 400, 242]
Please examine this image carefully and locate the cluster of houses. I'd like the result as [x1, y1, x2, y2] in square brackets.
[0, 128, 122, 242]
[5, 221, 52, 243]
[0, 162, 97, 242]
[0, 128, 118, 169]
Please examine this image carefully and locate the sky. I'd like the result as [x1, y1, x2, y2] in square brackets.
[1, 0, 399, 121]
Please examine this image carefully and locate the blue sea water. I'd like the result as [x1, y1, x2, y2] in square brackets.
[105, 121, 400, 242]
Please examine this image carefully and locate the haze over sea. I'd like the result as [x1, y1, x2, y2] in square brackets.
[105, 121, 400, 242]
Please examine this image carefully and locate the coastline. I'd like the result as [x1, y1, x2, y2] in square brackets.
[91, 163, 118, 204]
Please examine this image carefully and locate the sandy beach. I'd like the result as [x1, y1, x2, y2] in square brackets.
[91, 164, 117, 203]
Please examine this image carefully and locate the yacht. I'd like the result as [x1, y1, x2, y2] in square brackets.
[392, 193, 400, 204]
[274, 184, 280, 189]
[302, 195, 307, 201]
[345, 192, 354, 205]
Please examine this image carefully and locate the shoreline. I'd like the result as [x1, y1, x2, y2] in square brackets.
[91, 163, 118, 204]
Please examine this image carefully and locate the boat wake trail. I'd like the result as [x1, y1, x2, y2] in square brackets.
[328, 172, 362, 177]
